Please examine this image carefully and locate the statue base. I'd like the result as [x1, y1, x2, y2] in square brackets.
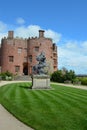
[31, 75, 50, 89]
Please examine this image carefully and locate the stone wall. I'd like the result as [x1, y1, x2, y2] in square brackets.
[0, 30, 58, 75]
[1, 36, 27, 75]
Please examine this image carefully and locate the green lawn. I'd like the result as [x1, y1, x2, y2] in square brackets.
[0, 82, 87, 130]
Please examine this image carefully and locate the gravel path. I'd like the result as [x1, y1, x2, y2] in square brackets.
[0, 105, 34, 130]
[0, 81, 30, 87]
[0, 81, 87, 130]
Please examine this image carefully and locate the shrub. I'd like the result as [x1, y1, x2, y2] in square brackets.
[51, 70, 64, 83]
[73, 78, 81, 85]
[0, 71, 13, 80]
[79, 77, 87, 85]
[51, 68, 76, 83]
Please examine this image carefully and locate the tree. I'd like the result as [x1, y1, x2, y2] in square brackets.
[51, 68, 76, 83]
[51, 70, 63, 83]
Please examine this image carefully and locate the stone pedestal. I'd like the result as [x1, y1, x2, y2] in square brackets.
[31, 75, 50, 89]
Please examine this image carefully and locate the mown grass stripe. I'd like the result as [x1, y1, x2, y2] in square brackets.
[0, 85, 17, 102]
[17, 91, 74, 130]
[49, 90, 87, 113]
[36, 90, 87, 129]
[16, 88, 63, 130]
[51, 84, 87, 94]
[50, 84, 87, 103]
[0, 83, 87, 130]
[55, 86, 87, 98]
[38, 89, 87, 120]
[24, 90, 69, 130]
[51, 89, 87, 106]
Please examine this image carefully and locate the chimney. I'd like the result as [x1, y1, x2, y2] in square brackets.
[8, 31, 14, 39]
[39, 30, 44, 38]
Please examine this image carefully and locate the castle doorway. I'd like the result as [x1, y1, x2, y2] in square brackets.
[23, 63, 28, 75]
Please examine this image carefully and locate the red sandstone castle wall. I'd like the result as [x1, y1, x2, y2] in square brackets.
[0, 47, 1, 66]
[0, 30, 58, 75]
[28, 37, 54, 74]
[1, 37, 27, 75]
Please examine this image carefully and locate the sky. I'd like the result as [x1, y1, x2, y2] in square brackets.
[0, 0, 87, 74]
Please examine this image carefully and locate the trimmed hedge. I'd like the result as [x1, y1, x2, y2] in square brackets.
[79, 77, 87, 85]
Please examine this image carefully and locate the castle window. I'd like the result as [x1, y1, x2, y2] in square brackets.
[18, 48, 22, 53]
[54, 59, 57, 64]
[24, 48, 27, 52]
[15, 66, 20, 72]
[53, 53, 57, 57]
[35, 46, 39, 52]
[29, 55, 32, 62]
[24, 48, 27, 53]
[9, 56, 14, 62]
[24, 57, 27, 62]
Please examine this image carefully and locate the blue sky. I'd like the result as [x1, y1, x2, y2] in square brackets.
[0, 0, 87, 74]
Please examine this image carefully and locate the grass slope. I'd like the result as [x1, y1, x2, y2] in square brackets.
[0, 82, 87, 130]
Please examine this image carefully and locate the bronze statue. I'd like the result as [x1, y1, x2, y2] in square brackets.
[32, 52, 47, 75]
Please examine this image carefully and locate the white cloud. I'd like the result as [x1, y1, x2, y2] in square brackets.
[16, 17, 25, 24]
[0, 21, 7, 43]
[0, 20, 61, 43]
[81, 41, 87, 53]
[0, 33, 7, 43]
[45, 29, 61, 43]
[0, 21, 7, 32]
[14, 25, 61, 43]
[58, 40, 87, 74]
[82, 41, 87, 48]
[14, 25, 41, 38]
[65, 40, 78, 49]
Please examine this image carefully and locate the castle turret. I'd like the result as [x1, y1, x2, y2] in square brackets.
[39, 30, 44, 38]
[8, 31, 14, 39]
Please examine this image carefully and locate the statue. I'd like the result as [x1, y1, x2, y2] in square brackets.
[31, 52, 50, 89]
[32, 52, 47, 75]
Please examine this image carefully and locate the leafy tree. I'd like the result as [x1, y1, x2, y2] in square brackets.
[51, 68, 76, 83]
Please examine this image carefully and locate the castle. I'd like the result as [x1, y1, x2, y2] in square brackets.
[0, 30, 58, 75]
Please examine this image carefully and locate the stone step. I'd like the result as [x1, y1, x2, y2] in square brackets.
[14, 75, 32, 81]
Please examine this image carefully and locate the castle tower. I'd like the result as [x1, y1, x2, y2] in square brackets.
[39, 30, 44, 38]
[8, 31, 14, 39]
